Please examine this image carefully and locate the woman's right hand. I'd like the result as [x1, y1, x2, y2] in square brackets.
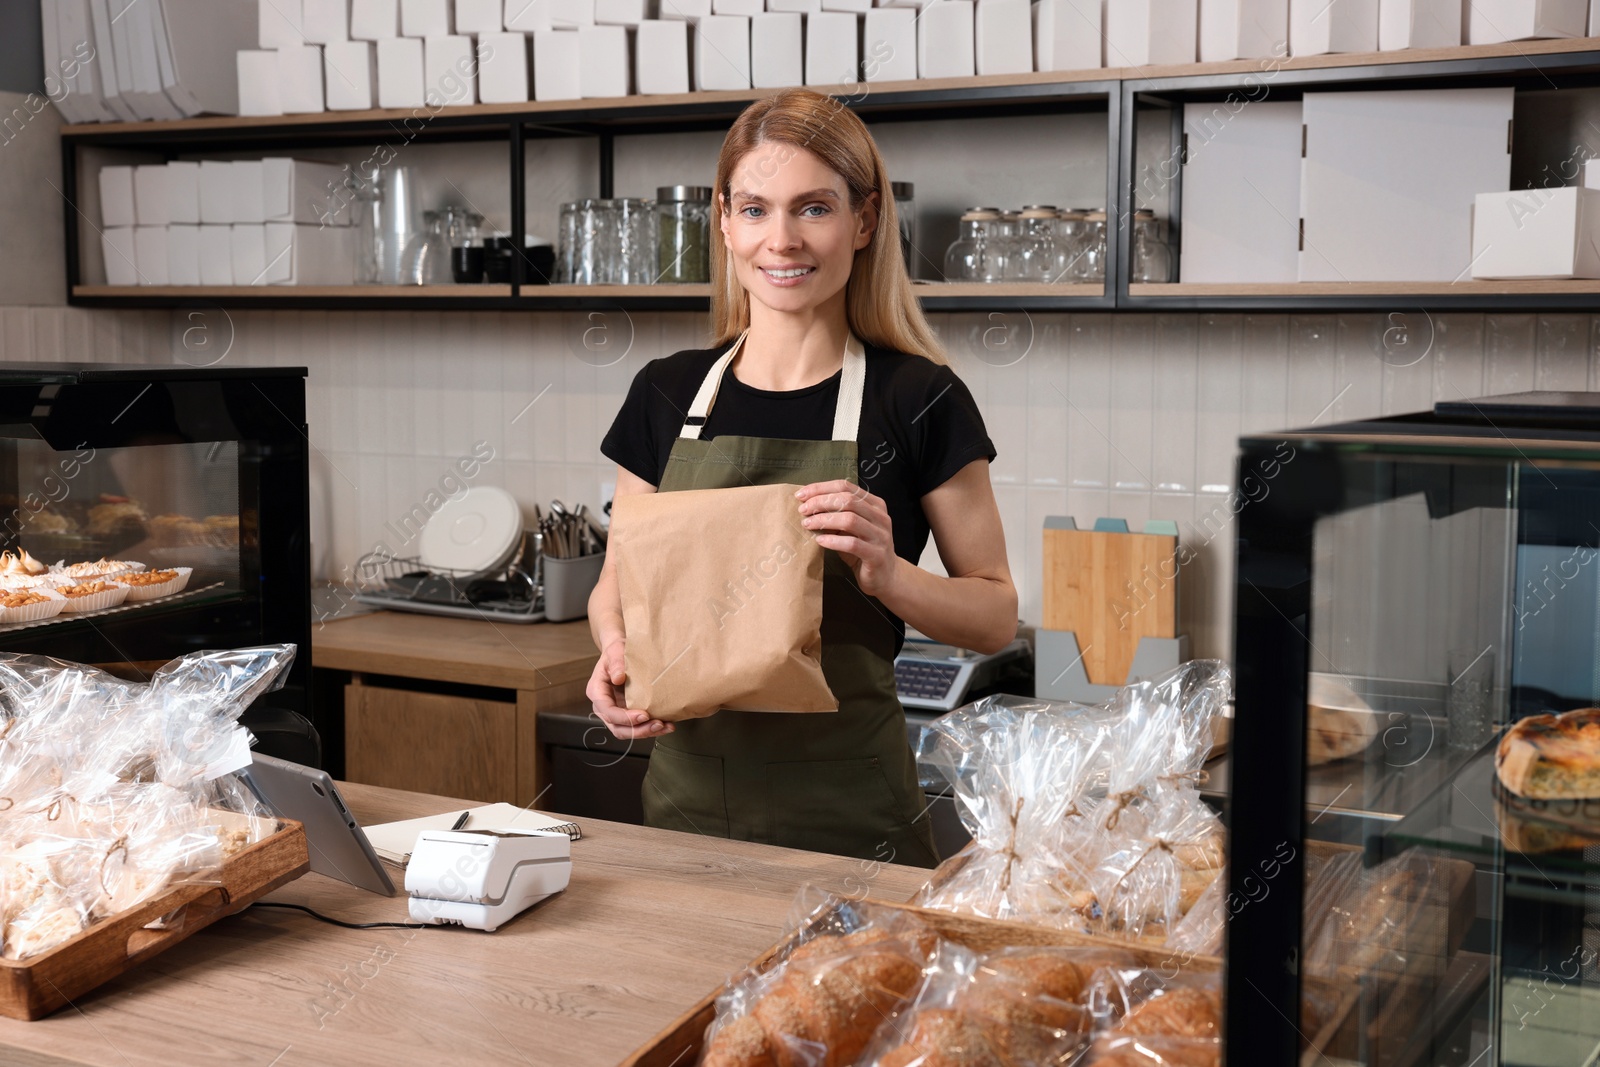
[587, 637, 675, 740]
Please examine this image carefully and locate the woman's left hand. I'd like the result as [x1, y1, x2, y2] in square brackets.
[796, 480, 900, 598]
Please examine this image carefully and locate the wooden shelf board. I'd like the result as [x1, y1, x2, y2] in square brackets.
[919, 282, 1105, 298]
[57, 39, 1600, 141]
[521, 284, 712, 299]
[72, 284, 514, 299]
[1130, 280, 1600, 297]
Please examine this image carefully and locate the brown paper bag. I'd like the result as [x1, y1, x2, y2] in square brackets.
[610, 482, 838, 722]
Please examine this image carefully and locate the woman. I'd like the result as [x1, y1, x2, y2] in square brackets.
[587, 88, 1016, 868]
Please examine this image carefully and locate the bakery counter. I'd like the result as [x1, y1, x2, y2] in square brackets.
[311, 610, 601, 805]
[0, 781, 930, 1067]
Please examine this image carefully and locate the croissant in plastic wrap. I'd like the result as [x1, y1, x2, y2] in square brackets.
[0, 646, 296, 960]
[701, 896, 939, 1067]
[914, 662, 1231, 941]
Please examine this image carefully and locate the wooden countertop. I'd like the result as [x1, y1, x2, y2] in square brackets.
[312, 610, 600, 692]
[0, 782, 930, 1067]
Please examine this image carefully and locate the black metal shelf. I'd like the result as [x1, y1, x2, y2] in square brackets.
[58, 42, 1600, 313]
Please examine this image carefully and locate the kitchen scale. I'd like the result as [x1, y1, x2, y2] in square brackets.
[894, 636, 1033, 713]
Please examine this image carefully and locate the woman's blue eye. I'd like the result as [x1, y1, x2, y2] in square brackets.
[740, 205, 763, 218]
[801, 204, 829, 217]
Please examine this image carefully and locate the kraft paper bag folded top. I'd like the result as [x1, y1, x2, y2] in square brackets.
[610, 482, 838, 722]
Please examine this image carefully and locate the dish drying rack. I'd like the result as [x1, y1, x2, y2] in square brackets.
[351, 545, 545, 623]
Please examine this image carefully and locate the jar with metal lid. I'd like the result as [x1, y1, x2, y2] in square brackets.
[890, 181, 917, 278]
[944, 208, 1000, 282]
[655, 185, 712, 284]
[1055, 209, 1087, 282]
[1131, 208, 1174, 283]
[1011, 205, 1060, 282]
[985, 212, 1020, 283]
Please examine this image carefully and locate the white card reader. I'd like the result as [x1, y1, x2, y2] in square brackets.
[405, 827, 572, 931]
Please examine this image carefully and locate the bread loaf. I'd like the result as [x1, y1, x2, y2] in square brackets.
[1496, 708, 1600, 800]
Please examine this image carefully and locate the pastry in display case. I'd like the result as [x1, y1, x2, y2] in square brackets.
[1229, 391, 1600, 1067]
[0, 364, 311, 754]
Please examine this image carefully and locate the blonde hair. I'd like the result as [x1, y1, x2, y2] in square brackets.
[710, 89, 946, 364]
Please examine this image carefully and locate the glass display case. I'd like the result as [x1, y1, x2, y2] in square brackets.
[1227, 392, 1600, 1067]
[0, 364, 311, 736]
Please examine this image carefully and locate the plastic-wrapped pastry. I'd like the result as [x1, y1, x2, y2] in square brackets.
[1095, 1035, 1220, 1067]
[701, 897, 936, 1067]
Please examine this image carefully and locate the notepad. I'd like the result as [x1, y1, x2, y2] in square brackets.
[365, 803, 582, 865]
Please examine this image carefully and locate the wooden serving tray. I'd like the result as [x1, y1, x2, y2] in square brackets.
[0, 813, 309, 1021]
[621, 898, 1355, 1067]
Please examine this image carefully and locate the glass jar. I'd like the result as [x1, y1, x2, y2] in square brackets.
[985, 212, 1019, 283]
[1131, 209, 1174, 283]
[400, 209, 450, 285]
[559, 199, 608, 285]
[446, 207, 486, 284]
[613, 198, 656, 285]
[1011, 205, 1060, 282]
[943, 208, 999, 282]
[1078, 210, 1108, 283]
[891, 181, 916, 278]
[1055, 209, 1086, 283]
[656, 186, 711, 284]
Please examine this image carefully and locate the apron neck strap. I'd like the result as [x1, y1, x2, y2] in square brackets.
[678, 330, 867, 443]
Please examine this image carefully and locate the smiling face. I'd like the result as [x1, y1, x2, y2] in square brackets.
[719, 142, 878, 318]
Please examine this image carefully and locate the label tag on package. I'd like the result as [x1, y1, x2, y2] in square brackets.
[203, 727, 255, 780]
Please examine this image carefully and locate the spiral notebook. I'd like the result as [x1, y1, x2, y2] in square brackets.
[365, 803, 582, 866]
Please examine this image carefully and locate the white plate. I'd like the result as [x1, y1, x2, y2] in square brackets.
[418, 487, 523, 576]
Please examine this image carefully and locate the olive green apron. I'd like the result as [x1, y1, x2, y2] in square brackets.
[640, 330, 940, 869]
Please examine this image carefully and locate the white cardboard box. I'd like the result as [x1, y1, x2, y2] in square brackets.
[1586, 158, 1600, 188]
[551, 0, 598, 24]
[263, 159, 351, 225]
[1300, 87, 1514, 281]
[325, 40, 380, 108]
[231, 224, 268, 285]
[695, 15, 751, 88]
[1179, 99, 1302, 282]
[752, 12, 805, 86]
[975, 0, 1032, 73]
[1290, 0, 1378, 53]
[636, 19, 690, 91]
[457, 0, 506, 29]
[533, 29, 583, 98]
[1378, 0, 1458, 46]
[99, 165, 136, 228]
[199, 224, 235, 284]
[305, 0, 353, 42]
[402, 0, 454, 34]
[134, 164, 171, 227]
[769, 0, 820, 9]
[167, 224, 202, 285]
[133, 226, 169, 285]
[1200, 0, 1288, 60]
[279, 44, 328, 113]
[863, 7, 916, 80]
[596, 0, 651, 22]
[199, 162, 235, 224]
[263, 223, 358, 284]
[378, 36, 427, 105]
[260, 0, 306, 48]
[1035, 0, 1102, 70]
[101, 227, 139, 285]
[806, 10, 858, 83]
[660, 0, 713, 19]
[352, 0, 402, 37]
[579, 24, 630, 95]
[237, 50, 285, 116]
[232, 160, 267, 225]
[1472, 187, 1600, 278]
[714, 0, 764, 12]
[425, 34, 478, 104]
[478, 31, 531, 100]
[1467, 0, 1584, 41]
[822, 0, 872, 10]
[505, 0, 554, 28]
[1106, 0, 1197, 64]
[165, 161, 201, 225]
[918, 0, 973, 76]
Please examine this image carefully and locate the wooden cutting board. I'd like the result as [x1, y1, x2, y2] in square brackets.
[1042, 525, 1177, 686]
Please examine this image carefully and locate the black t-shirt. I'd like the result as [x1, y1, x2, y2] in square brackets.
[601, 339, 996, 599]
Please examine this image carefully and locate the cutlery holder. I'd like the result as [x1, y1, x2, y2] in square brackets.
[543, 551, 605, 622]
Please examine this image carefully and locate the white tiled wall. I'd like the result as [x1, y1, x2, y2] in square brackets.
[1, 305, 1598, 661]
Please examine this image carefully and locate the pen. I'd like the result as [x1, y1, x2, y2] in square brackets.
[450, 811, 470, 831]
